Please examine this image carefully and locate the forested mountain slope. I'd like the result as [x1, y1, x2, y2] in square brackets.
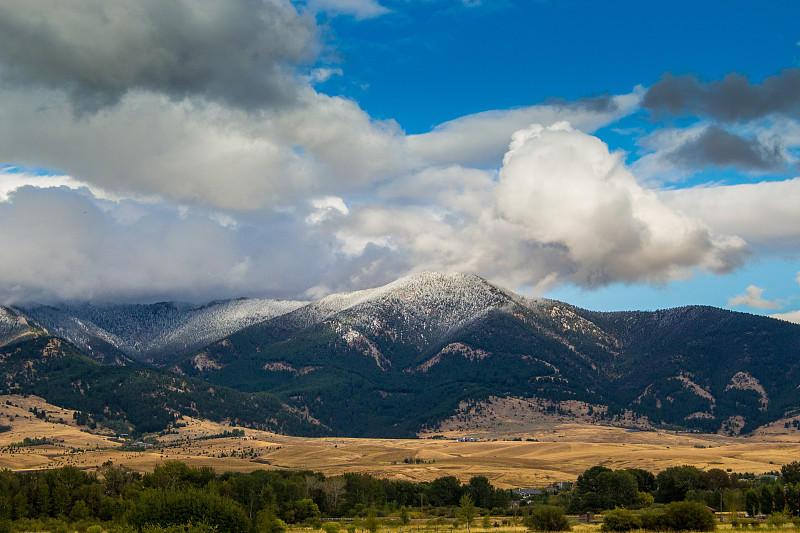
[175, 273, 800, 437]
[18, 298, 307, 364]
[0, 334, 329, 436]
[3, 272, 799, 438]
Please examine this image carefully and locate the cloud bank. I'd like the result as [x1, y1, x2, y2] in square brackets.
[0, 122, 755, 303]
[0, 2, 797, 305]
[0, 0, 317, 112]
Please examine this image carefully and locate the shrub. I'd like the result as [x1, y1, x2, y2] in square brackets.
[602, 508, 642, 532]
[523, 506, 571, 532]
[74, 519, 95, 533]
[767, 513, 788, 528]
[400, 507, 411, 526]
[124, 489, 249, 533]
[662, 501, 716, 531]
[637, 509, 664, 531]
[256, 510, 288, 533]
[321, 522, 341, 533]
[140, 524, 218, 533]
[364, 512, 380, 533]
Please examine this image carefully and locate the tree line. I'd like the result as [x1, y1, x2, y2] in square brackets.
[2, 460, 800, 533]
[546, 462, 800, 516]
[0, 461, 509, 532]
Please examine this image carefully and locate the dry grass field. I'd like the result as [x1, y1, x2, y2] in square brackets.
[280, 522, 797, 533]
[1, 394, 799, 486]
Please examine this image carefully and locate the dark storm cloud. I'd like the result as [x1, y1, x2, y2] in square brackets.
[543, 93, 619, 113]
[0, 0, 318, 113]
[666, 125, 785, 171]
[643, 69, 800, 122]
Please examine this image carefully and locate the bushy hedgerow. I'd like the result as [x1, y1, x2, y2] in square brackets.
[661, 501, 715, 531]
[601, 508, 642, 532]
[523, 506, 571, 532]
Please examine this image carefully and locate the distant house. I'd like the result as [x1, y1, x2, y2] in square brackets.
[512, 488, 543, 498]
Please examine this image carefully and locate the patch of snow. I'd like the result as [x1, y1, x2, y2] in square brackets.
[338, 325, 391, 370]
[0, 307, 39, 347]
[20, 298, 307, 363]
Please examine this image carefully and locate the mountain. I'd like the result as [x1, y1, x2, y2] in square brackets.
[577, 306, 800, 434]
[0, 306, 41, 347]
[18, 298, 307, 365]
[174, 272, 800, 437]
[0, 333, 329, 436]
[3, 272, 800, 438]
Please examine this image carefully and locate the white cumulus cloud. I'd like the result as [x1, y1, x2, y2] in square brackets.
[492, 123, 745, 287]
[771, 310, 800, 324]
[322, 123, 748, 294]
[407, 91, 642, 169]
[729, 285, 784, 310]
[661, 178, 800, 251]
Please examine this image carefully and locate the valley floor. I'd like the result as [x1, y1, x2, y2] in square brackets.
[4, 518, 800, 533]
[1, 395, 799, 487]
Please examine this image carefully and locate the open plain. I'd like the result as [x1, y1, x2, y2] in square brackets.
[2, 394, 799, 487]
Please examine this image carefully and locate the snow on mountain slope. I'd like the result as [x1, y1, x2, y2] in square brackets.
[0, 307, 41, 347]
[328, 272, 535, 348]
[321, 272, 620, 366]
[16, 272, 612, 369]
[20, 298, 307, 364]
[279, 272, 550, 350]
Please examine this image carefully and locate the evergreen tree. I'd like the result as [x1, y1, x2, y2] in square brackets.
[744, 489, 759, 517]
[759, 485, 774, 515]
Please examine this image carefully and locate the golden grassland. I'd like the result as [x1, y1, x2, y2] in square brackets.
[12, 520, 800, 533]
[277, 521, 798, 533]
[2, 394, 800, 486]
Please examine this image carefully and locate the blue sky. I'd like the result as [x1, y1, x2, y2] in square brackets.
[322, 0, 798, 133]
[0, 0, 799, 322]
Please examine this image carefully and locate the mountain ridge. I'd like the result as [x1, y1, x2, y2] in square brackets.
[3, 272, 800, 438]
[16, 297, 308, 364]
